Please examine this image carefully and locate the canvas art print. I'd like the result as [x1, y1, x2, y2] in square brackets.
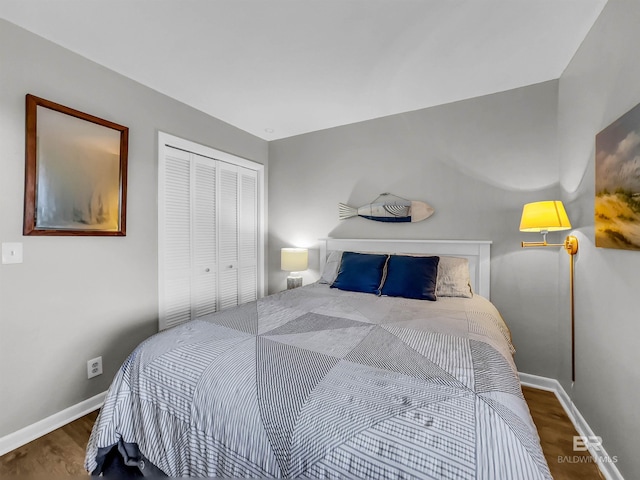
[595, 101, 640, 250]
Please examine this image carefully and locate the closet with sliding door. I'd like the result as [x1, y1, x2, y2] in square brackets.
[158, 133, 264, 330]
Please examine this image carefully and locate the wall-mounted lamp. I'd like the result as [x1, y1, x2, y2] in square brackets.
[520, 201, 578, 381]
[281, 248, 308, 289]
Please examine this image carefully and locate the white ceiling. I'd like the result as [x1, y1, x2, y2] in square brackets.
[0, 0, 607, 140]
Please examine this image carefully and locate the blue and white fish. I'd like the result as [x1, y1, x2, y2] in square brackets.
[339, 194, 434, 223]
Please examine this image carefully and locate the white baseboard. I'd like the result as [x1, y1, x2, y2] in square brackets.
[519, 372, 624, 480]
[0, 391, 106, 457]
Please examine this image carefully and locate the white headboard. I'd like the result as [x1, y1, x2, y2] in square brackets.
[319, 238, 492, 299]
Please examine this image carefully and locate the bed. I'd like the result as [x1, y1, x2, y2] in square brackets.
[85, 238, 551, 479]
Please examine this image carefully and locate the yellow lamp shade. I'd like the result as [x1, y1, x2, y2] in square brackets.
[281, 248, 308, 272]
[520, 201, 572, 232]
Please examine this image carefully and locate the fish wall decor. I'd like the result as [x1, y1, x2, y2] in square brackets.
[338, 193, 434, 223]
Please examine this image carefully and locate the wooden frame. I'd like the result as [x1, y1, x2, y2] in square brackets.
[23, 94, 128, 236]
[319, 238, 492, 298]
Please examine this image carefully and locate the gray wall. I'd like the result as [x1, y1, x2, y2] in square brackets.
[269, 80, 564, 378]
[0, 20, 268, 437]
[558, 0, 640, 477]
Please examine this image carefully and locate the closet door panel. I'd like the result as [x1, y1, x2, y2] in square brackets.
[218, 165, 239, 310]
[161, 147, 192, 329]
[238, 167, 258, 304]
[193, 157, 218, 317]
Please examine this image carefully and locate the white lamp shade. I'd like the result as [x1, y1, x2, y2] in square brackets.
[281, 248, 308, 272]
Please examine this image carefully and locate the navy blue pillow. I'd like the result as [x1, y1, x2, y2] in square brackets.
[381, 255, 440, 301]
[331, 251, 389, 294]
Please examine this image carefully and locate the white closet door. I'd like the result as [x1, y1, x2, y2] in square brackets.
[192, 155, 218, 317]
[160, 147, 192, 329]
[159, 133, 263, 331]
[218, 163, 239, 310]
[238, 167, 258, 304]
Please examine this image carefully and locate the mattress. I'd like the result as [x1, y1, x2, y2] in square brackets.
[85, 282, 551, 479]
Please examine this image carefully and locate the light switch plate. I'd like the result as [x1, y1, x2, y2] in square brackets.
[2, 243, 23, 264]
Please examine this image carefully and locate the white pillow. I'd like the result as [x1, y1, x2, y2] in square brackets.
[319, 250, 343, 284]
[436, 256, 473, 298]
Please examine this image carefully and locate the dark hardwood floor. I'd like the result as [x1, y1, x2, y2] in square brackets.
[1, 389, 604, 478]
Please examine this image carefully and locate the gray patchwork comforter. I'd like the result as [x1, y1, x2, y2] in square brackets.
[85, 283, 551, 479]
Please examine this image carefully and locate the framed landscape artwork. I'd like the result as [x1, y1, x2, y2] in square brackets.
[23, 94, 128, 236]
[595, 101, 640, 250]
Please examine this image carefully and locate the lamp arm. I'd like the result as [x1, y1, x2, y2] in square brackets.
[521, 235, 578, 255]
[521, 240, 558, 247]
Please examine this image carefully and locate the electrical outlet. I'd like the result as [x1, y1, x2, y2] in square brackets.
[87, 356, 103, 379]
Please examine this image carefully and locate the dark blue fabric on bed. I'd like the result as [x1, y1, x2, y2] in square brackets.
[93, 440, 165, 478]
[331, 251, 388, 294]
[381, 255, 440, 301]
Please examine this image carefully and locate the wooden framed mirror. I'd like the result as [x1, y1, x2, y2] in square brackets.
[23, 94, 128, 236]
